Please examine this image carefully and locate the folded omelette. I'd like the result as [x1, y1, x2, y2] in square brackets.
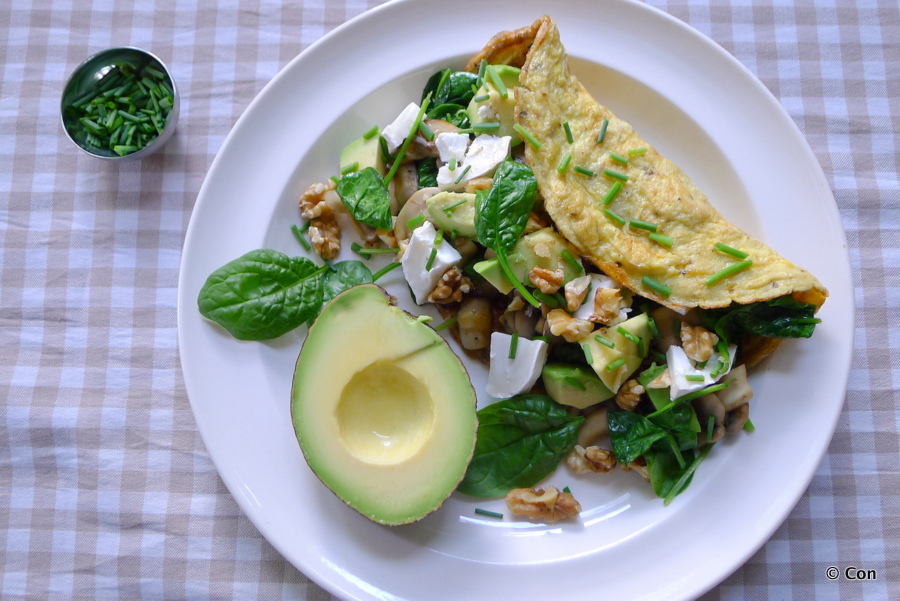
[469, 16, 827, 322]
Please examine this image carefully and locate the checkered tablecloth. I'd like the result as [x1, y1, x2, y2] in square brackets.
[1, 0, 896, 599]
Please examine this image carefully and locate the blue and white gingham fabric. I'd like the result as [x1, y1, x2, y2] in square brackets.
[0, 1, 896, 599]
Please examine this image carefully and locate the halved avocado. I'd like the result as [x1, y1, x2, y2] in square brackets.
[291, 284, 477, 525]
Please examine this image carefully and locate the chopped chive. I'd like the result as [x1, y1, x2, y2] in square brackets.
[686, 374, 706, 382]
[601, 181, 623, 205]
[648, 383, 730, 418]
[628, 219, 658, 232]
[509, 333, 519, 359]
[597, 118, 609, 143]
[351, 242, 401, 259]
[706, 415, 716, 440]
[473, 93, 491, 103]
[433, 229, 444, 245]
[418, 119, 434, 141]
[604, 208, 627, 227]
[563, 121, 574, 144]
[291, 224, 311, 251]
[647, 316, 660, 339]
[606, 357, 626, 372]
[532, 335, 550, 343]
[416, 315, 433, 324]
[609, 152, 629, 165]
[563, 486, 572, 494]
[557, 153, 572, 174]
[533, 291, 559, 308]
[595, 334, 615, 348]
[448, 157, 457, 171]
[574, 165, 595, 176]
[474, 508, 503, 519]
[617, 327, 640, 346]
[457, 122, 501, 134]
[434, 315, 458, 332]
[649, 232, 674, 247]
[406, 214, 426, 230]
[560, 249, 583, 273]
[362, 125, 380, 140]
[442, 198, 467, 214]
[513, 123, 542, 149]
[329, 175, 340, 184]
[112, 145, 138, 156]
[485, 65, 508, 99]
[454, 164, 472, 184]
[706, 259, 753, 286]
[744, 418, 755, 432]
[476, 59, 488, 86]
[564, 376, 587, 391]
[651, 349, 667, 363]
[371, 261, 401, 282]
[603, 169, 629, 182]
[628, 147, 648, 157]
[425, 247, 438, 271]
[674, 319, 682, 340]
[642, 276, 671, 298]
[582, 343, 594, 365]
[664, 444, 714, 505]
[714, 242, 749, 259]
[340, 161, 359, 175]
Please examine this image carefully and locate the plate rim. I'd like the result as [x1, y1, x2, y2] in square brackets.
[177, 0, 854, 599]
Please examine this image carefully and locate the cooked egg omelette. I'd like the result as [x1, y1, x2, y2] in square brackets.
[512, 16, 827, 313]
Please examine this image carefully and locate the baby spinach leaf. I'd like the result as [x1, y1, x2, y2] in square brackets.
[421, 69, 478, 106]
[700, 296, 821, 341]
[457, 395, 584, 498]
[474, 159, 537, 254]
[312, 260, 373, 322]
[427, 103, 470, 128]
[197, 249, 326, 341]
[607, 410, 668, 465]
[335, 167, 393, 229]
[415, 158, 439, 189]
[645, 448, 696, 499]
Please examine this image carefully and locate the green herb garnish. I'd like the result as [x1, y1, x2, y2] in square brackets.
[714, 242, 749, 259]
[603, 169, 629, 182]
[642, 275, 671, 298]
[563, 121, 574, 144]
[602, 180, 623, 205]
[574, 165, 595, 176]
[557, 153, 573, 174]
[597, 118, 609, 143]
[509, 333, 519, 359]
[513, 124, 542, 149]
[706, 259, 753, 286]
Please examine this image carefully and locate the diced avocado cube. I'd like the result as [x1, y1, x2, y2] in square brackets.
[472, 253, 527, 295]
[542, 363, 614, 409]
[425, 192, 477, 238]
[584, 313, 652, 392]
[339, 134, 386, 177]
[512, 228, 584, 284]
[466, 67, 520, 145]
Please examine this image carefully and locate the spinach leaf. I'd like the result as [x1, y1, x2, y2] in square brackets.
[335, 167, 393, 229]
[638, 363, 670, 410]
[645, 449, 696, 499]
[607, 410, 669, 465]
[473, 159, 540, 307]
[197, 249, 325, 341]
[312, 260, 373, 322]
[415, 158, 439, 189]
[474, 159, 537, 254]
[700, 296, 821, 341]
[421, 69, 478, 106]
[457, 395, 584, 498]
[427, 103, 470, 128]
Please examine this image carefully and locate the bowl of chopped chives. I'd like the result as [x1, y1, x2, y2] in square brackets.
[60, 47, 179, 160]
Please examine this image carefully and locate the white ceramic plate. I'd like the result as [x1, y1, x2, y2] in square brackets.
[177, 0, 853, 599]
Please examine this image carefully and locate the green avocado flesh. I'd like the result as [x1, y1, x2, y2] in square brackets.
[291, 284, 477, 525]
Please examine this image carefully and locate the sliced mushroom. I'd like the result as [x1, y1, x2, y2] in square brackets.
[394, 186, 439, 242]
[577, 406, 609, 447]
[391, 162, 419, 211]
[718, 364, 754, 411]
[457, 296, 492, 350]
[650, 306, 683, 353]
[426, 119, 459, 137]
[693, 393, 726, 444]
[725, 403, 750, 433]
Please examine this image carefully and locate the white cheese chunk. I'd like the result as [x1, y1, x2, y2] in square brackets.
[667, 343, 738, 400]
[437, 134, 511, 190]
[486, 332, 549, 399]
[400, 221, 461, 305]
[477, 104, 496, 120]
[435, 132, 469, 164]
[573, 273, 631, 325]
[382, 102, 420, 153]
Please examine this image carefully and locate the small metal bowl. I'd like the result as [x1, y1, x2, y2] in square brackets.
[61, 47, 179, 160]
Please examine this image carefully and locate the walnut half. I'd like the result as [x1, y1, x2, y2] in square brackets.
[506, 486, 582, 522]
[567, 445, 617, 474]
